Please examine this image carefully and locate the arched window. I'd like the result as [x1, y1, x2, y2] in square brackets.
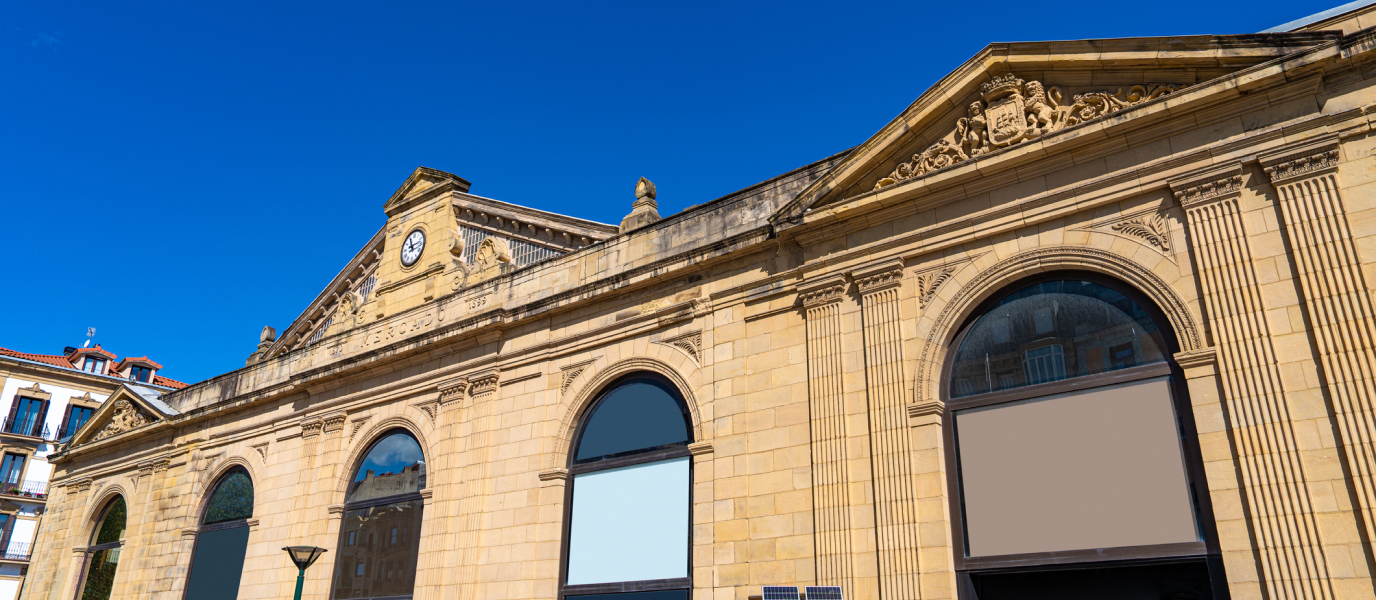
[944, 277, 1224, 598]
[79, 496, 126, 600]
[183, 468, 254, 600]
[331, 430, 426, 600]
[562, 375, 692, 600]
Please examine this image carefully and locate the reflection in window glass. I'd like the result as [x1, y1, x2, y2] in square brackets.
[80, 497, 126, 600]
[202, 470, 254, 525]
[334, 500, 423, 599]
[951, 280, 1166, 398]
[575, 381, 689, 463]
[183, 527, 250, 600]
[92, 497, 126, 545]
[346, 433, 426, 503]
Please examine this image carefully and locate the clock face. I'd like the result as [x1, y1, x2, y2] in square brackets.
[401, 229, 426, 266]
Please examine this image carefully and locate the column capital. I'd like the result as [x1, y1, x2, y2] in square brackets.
[1169, 162, 1244, 209]
[851, 259, 906, 295]
[1259, 135, 1341, 185]
[798, 273, 849, 308]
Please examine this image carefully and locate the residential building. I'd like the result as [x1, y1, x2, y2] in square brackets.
[0, 345, 183, 600]
[23, 3, 1376, 600]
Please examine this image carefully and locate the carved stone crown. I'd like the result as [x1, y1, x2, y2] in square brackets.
[980, 74, 1025, 101]
[1169, 163, 1245, 208]
[1262, 148, 1341, 184]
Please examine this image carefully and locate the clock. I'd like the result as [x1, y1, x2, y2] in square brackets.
[400, 229, 426, 266]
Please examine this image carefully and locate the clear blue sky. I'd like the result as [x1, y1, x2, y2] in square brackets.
[0, 0, 1346, 385]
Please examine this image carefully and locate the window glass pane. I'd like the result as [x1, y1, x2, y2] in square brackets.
[183, 525, 250, 600]
[567, 457, 689, 585]
[955, 377, 1198, 557]
[0, 455, 21, 484]
[92, 497, 127, 545]
[333, 499, 423, 599]
[79, 547, 121, 600]
[346, 432, 426, 503]
[569, 591, 690, 600]
[951, 280, 1167, 398]
[203, 471, 254, 525]
[11, 399, 39, 435]
[575, 381, 689, 462]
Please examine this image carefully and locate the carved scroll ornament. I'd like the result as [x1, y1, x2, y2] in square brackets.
[876, 75, 1182, 190]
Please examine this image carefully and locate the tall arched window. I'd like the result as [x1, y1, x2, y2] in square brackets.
[183, 468, 254, 600]
[79, 496, 126, 600]
[331, 430, 426, 600]
[562, 375, 692, 600]
[944, 276, 1225, 599]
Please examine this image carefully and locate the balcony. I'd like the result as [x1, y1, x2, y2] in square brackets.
[0, 542, 32, 562]
[0, 417, 49, 440]
[0, 480, 48, 502]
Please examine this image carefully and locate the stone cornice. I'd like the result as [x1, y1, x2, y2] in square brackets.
[1259, 135, 1341, 184]
[1169, 162, 1245, 208]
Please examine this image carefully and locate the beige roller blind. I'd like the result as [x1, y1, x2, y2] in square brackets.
[956, 377, 1199, 557]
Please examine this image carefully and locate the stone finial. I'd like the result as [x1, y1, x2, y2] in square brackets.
[619, 177, 662, 233]
[247, 325, 278, 365]
[260, 326, 277, 344]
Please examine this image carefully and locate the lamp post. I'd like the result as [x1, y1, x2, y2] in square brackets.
[282, 546, 327, 600]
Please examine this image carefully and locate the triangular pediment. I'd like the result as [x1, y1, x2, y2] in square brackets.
[383, 166, 472, 217]
[771, 32, 1338, 228]
[68, 384, 176, 448]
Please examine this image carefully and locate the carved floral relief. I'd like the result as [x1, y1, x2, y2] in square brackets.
[90, 399, 153, 442]
[875, 75, 1182, 190]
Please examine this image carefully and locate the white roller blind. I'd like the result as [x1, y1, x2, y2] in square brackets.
[956, 377, 1199, 557]
[566, 457, 689, 585]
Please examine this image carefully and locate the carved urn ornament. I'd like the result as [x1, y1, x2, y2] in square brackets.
[875, 75, 1182, 190]
[619, 177, 662, 233]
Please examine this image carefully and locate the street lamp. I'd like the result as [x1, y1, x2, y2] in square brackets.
[282, 546, 327, 600]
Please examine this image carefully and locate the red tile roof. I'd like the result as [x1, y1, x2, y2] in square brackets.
[0, 346, 182, 389]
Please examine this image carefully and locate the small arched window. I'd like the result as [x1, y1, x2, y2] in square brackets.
[183, 469, 254, 600]
[332, 430, 426, 600]
[562, 376, 692, 600]
[79, 496, 126, 600]
[945, 277, 1222, 597]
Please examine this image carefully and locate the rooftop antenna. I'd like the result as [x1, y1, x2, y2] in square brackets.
[82, 327, 96, 348]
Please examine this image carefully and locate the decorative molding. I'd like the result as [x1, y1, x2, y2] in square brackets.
[499, 372, 541, 387]
[538, 468, 570, 482]
[876, 76, 1181, 189]
[1260, 137, 1341, 184]
[349, 416, 373, 440]
[90, 399, 152, 443]
[1111, 212, 1172, 252]
[420, 489, 433, 500]
[327, 504, 344, 515]
[413, 398, 440, 425]
[1173, 347, 1218, 370]
[198, 453, 223, 472]
[301, 419, 324, 438]
[322, 414, 346, 434]
[687, 441, 714, 456]
[657, 331, 703, 365]
[438, 379, 469, 406]
[853, 260, 905, 294]
[798, 274, 849, 308]
[908, 401, 945, 420]
[915, 267, 957, 307]
[181, 528, 198, 538]
[250, 442, 269, 462]
[1169, 163, 1244, 208]
[560, 360, 596, 396]
[16, 382, 49, 400]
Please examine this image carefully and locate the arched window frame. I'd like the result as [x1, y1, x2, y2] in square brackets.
[939, 273, 1224, 580]
[76, 495, 127, 600]
[329, 427, 428, 600]
[558, 372, 694, 600]
[181, 467, 254, 600]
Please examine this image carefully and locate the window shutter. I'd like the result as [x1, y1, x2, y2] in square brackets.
[4, 396, 17, 432]
[32, 401, 49, 438]
[58, 406, 72, 439]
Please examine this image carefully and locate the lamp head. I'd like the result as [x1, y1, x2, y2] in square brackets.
[282, 546, 327, 570]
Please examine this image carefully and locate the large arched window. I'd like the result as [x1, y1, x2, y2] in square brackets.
[78, 496, 126, 600]
[561, 375, 692, 600]
[183, 468, 254, 600]
[944, 277, 1225, 599]
[331, 430, 426, 600]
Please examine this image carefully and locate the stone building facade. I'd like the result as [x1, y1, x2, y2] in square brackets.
[23, 6, 1376, 600]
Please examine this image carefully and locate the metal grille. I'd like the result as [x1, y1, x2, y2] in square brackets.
[458, 225, 561, 267]
[804, 587, 844, 600]
[308, 316, 333, 345]
[357, 273, 376, 301]
[763, 587, 800, 600]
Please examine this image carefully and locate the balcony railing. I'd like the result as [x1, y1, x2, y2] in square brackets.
[0, 417, 49, 439]
[2, 542, 33, 561]
[0, 480, 49, 500]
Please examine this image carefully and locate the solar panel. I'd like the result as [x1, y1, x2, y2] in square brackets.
[805, 586, 844, 600]
[763, 586, 800, 600]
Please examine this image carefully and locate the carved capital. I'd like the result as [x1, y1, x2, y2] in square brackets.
[301, 418, 324, 438]
[852, 259, 905, 295]
[1260, 136, 1341, 185]
[438, 378, 469, 405]
[468, 369, 500, 398]
[798, 274, 849, 309]
[1169, 163, 1244, 208]
[323, 414, 347, 434]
